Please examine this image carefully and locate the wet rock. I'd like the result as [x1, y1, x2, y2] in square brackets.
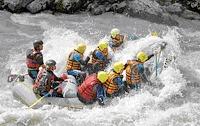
[26, 0, 54, 14]
[0, 0, 4, 10]
[181, 9, 200, 20]
[126, 0, 179, 26]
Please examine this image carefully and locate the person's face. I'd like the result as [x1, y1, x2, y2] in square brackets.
[51, 65, 56, 71]
[39, 44, 43, 50]
[115, 34, 120, 39]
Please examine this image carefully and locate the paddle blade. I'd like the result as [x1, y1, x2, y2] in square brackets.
[151, 31, 158, 36]
[7, 74, 18, 82]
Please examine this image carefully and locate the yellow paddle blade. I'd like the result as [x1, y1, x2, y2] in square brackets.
[151, 31, 158, 36]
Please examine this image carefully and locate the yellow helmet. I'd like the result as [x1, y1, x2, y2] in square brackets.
[98, 41, 108, 51]
[111, 28, 120, 38]
[97, 71, 108, 83]
[137, 52, 148, 62]
[113, 62, 124, 73]
[76, 44, 86, 53]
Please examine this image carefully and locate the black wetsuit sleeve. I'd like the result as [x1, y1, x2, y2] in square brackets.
[35, 54, 44, 65]
[53, 72, 64, 81]
[80, 56, 90, 66]
[146, 54, 154, 61]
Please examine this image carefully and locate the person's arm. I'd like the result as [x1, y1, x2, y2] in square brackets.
[108, 40, 114, 47]
[146, 51, 158, 61]
[74, 53, 87, 66]
[113, 42, 123, 47]
[127, 34, 142, 40]
[35, 53, 44, 65]
[95, 84, 104, 106]
[113, 76, 124, 89]
[109, 39, 123, 47]
[53, 73, 64, 82]
[134, 64, 148, 83]
[95, 50, 105, 61]
[74, 52, 92, 66]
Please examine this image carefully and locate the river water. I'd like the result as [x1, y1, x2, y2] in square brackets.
[0, 10, 200, 126]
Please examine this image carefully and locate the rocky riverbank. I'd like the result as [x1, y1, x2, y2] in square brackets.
[0, 0, 200, 26]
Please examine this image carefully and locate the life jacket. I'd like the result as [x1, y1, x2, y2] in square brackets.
[125, 60, 143, 85]
[66, 50, 83, 70]
[26, 49, 42, 70]
[110, 35, 124, 51]
[77, 74, 99, 101]
[33, 69, 55, 91]
[104, 70, 121, 95]
[91, 47, 108, 67]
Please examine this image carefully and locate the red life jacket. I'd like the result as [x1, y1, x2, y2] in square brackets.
[78, 74, 99, 101]
[26, 49, 42, 70]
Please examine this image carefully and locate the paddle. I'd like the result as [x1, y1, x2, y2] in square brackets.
[28, 81, 66, 109]
[153, 42, 167, 78]
[7, 74, 26, 83]
[155, 55, 158, 78]
[127, 31, 158, 40]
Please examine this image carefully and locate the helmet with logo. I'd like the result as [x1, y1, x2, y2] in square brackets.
[98, 41, 108, 51]
[97, 71, 108, 83]
[113, 62, 124, 73]
[76, 44, 86, 53]
[111, 28, 120, 38]
[33, 40, 43, 48]
[137, 52, 148, 62]
[45, 59, 56, 69]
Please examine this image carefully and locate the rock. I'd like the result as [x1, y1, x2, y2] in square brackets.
[126, 0, 179, 26]
[4, 0, 34, 13]
[164, 3, 184, 15]
[181, 9, 200, 20]
[26, 0, 54, 14]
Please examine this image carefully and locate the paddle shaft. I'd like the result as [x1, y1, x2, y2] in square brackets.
[28, 82, 65, 109]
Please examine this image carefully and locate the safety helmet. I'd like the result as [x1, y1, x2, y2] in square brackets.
[98, 41, 108, 51]
[76, 44, 86, 53]
[60, 74, 68, 80]
[45, 59, 56, 69]
[111, 28, 120, 38]
[33, 40, 43, 47]
[137, 52, 148, 62]
[97, 71, 108, 83]
[113, 62, 124, 73]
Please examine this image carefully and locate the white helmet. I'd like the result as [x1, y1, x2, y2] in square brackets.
[111, 28, 120, 38]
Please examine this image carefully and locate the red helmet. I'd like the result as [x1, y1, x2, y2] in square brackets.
[60, 74, 68, 80]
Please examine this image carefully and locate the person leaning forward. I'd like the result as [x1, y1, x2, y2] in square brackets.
[77, 71, 108, 106]
[124, 51, 158, 91]
[88, 41, 110, 74]
[109, 28, 141, 51]
[66, 44, 92, 85]
[104, 62, 126, 97]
